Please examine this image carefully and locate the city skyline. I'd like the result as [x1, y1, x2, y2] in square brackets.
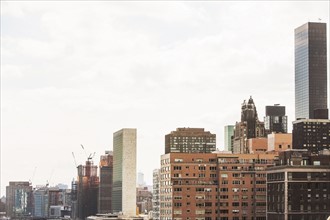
[1, 1, 329, 196]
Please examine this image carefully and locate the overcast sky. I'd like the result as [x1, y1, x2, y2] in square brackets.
[1, 1, 329, 196]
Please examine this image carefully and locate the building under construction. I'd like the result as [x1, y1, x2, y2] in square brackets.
[76, 160, 99, 220]
[98, 151, 113, 214]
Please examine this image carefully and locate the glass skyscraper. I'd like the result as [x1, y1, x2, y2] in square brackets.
[224, 125, 234, 151]
[264, 105, 287, 134]
[295, 22, 327, 119]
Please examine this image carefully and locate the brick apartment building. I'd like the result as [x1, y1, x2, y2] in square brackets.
[159, 152, 277, 220]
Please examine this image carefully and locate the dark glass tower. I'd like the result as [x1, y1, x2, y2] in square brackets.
[264, 105, 287, 134]
[295, 22, 327, 119]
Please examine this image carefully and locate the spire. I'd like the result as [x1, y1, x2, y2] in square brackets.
[248, 96, 254, 104]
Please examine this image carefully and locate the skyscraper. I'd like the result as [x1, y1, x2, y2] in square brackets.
[295, 22, 328, 120]
[233, 96, 265, 153]
[264, 104, 287, 134]
[112, 128, 137, 216]
[165, 128, 216, 153]
[224, 125, 234, 152]
[98, 151, 113, 214]
[76, 160, 99, 219]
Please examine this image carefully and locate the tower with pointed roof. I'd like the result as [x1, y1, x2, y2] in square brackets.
[233, 96, 265, 153]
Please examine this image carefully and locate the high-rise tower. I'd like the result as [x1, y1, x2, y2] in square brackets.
[112, 128, 137, 216]
[264, 105, 287, 134]
[233, 96, 265, 153]
[224, 125, 234, 152]
[295, 22, 328, 119]
[77, 160, 99, 219]
[98, 151, 113, 214]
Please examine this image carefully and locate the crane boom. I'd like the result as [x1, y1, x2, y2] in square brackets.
[72, 152, 78, 167]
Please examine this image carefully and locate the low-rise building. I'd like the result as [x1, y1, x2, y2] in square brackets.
[136, 187, 152, 214]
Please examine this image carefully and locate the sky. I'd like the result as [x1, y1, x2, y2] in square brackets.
[1, 1, 329, 197]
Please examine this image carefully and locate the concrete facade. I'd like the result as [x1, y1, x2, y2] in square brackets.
[113, 128, 137, 216]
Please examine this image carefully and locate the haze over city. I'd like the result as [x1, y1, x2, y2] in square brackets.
[1, 1, 329, 197]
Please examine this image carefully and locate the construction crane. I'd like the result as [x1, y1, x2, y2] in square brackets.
[88, 152, 96, 161]
[29, 167, 37, 185]
[46, 169, 54, 187]
[72, 152, 78, 167]
[81, 144, 95, 161]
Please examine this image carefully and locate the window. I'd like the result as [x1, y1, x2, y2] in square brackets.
[209, 166, 217, 170]
[232, 173, 240, 177]
[196, 203, 204, 207]
[174, 203, 182, 207]
[198, 166, 206, 170]
[205, 202, 212, 207]
[174, 166, 182, 170]
[232, 180, 240, 184]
